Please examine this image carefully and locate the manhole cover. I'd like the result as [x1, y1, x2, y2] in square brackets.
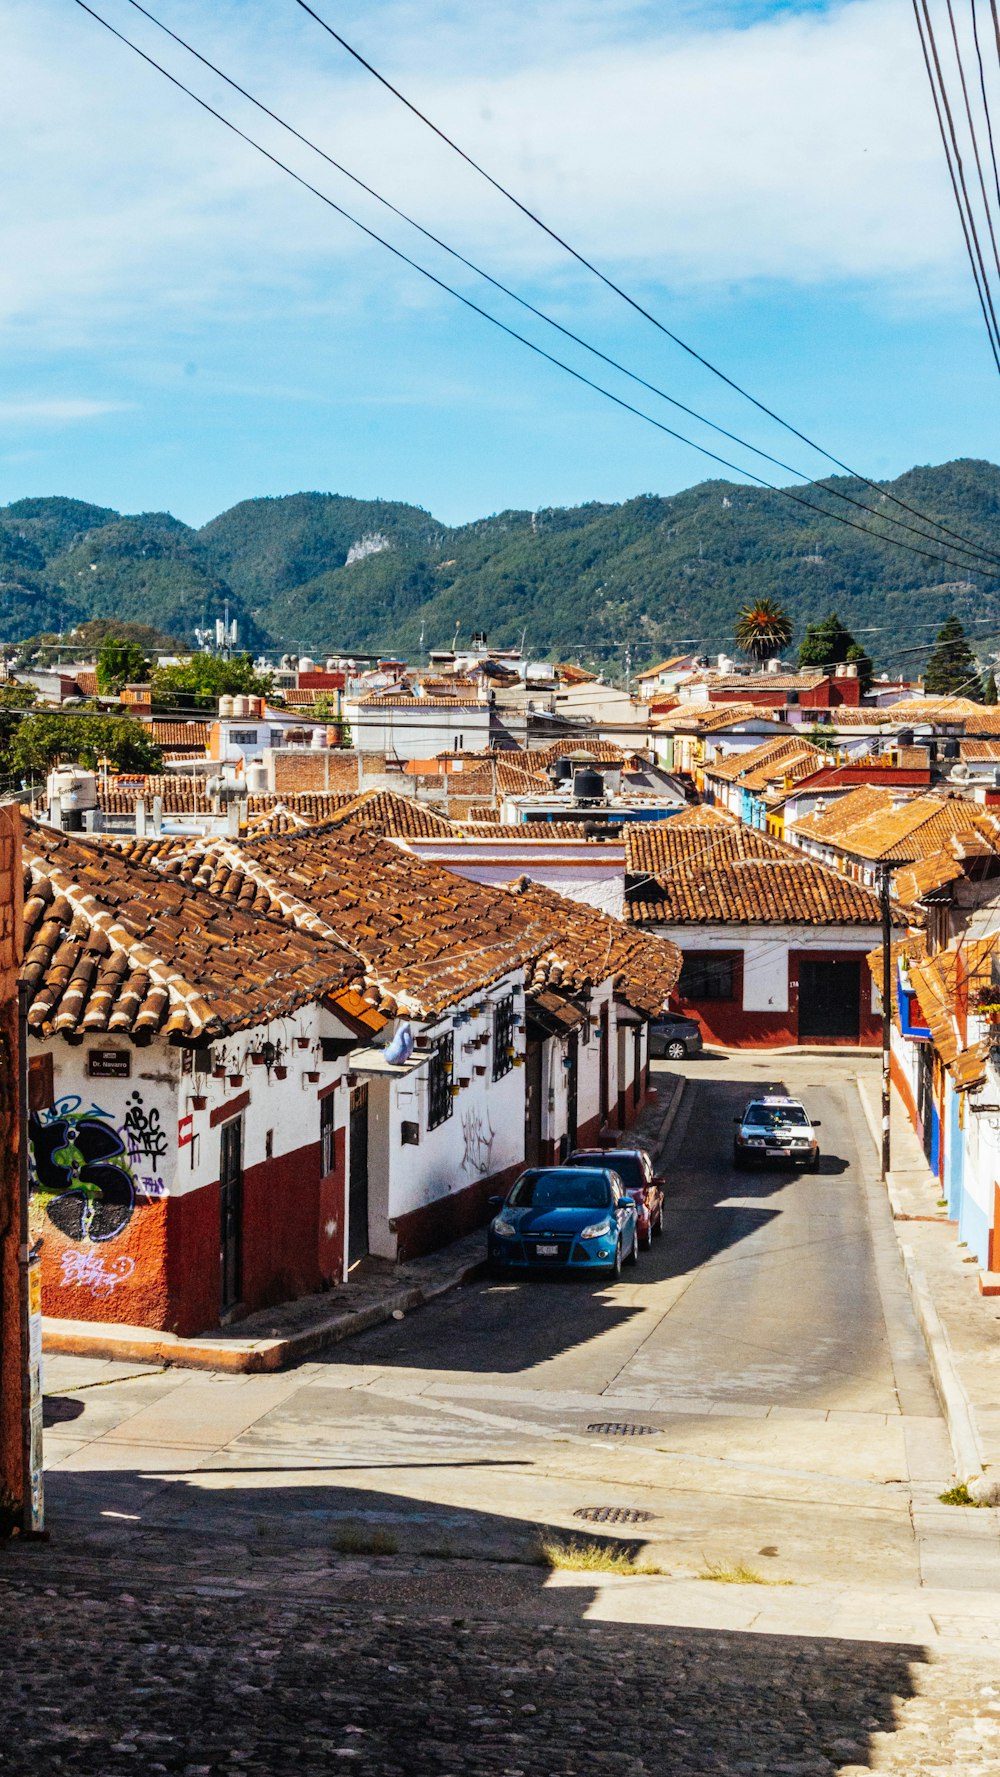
[586, 1422, 661, 1437]
[573, 1506, 656, 1525]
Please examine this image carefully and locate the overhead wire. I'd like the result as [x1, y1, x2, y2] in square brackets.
[69, 0, 1000, 583]
[912, 0, 1000, 369]
[109, 0, 1000, 579]
[290, 0, 1000, 563]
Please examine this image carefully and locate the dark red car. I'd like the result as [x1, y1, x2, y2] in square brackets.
[564, 1148, 665, 1249]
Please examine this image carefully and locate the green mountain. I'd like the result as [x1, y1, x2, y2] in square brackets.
[4, 459, 1000, 671]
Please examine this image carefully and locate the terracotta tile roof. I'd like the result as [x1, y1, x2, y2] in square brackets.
[505, 877, 680, 1011]
[818, 707, 895, 726]
[960, 711, 1000, 735]
[142, 720, 210, 750]
[624, 821, 889, 926]
[735, 744, 826, 795]
[526, 741, 648, 769]
[960, 740, 1000, 762]
[788, 783, 897, 846]
[635, 655, 696, 679]
[108, 830, 559, 1018]
[869, 935, 995, 1078]
[708, 671, 828, 691]
[706, 737, 821, 786]
[96, 777, 356, 823]
[882, 696, 982, 721]
[318, 788, 457, 838]
[795, 792, 995, 864]
[73, 670, 98, 697]
[661, 804, 738, 827]
[356, 692, 484, 708]
[663, 702, 767, 732]
[21, 824, 355, 1042]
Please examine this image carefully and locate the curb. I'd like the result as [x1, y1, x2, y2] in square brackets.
[43, 1254, 487, 1375]
[854, 1077, 984, 1485]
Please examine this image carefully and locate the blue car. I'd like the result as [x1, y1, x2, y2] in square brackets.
[487, 1166, 640, 1277]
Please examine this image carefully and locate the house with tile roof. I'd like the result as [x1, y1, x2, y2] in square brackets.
[624, 821, 894, 1048]
[21, 822, 367, 1338]
[789, 789, 998, 889]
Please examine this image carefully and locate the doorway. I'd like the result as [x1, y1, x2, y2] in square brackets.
[565, 1032, 578, 1154]
[598, 1009, 610, 1125]
[219, 1116, 243, 1314]
[524, 1040, 543, 1167]
[797, 959, 861, 1040]
[348, 1083, 370, 1265]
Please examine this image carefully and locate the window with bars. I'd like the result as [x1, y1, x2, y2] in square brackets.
[320, 1094, 336, 1176]
[492, 994, 516, 1080]
[677, 951, 737, 1002]
[427, 1031, 454, 1129]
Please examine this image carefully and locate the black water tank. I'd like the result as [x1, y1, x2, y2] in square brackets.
[941, 738, 960, 760]
[573, 768, 605, 801]
[551, 757, 573, 784]
[896, 728, 914, 748]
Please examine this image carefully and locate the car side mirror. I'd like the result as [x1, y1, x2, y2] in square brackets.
[488, 1194, 503, 1211]
[811, 1120, 821, 1128]
[732, 1116, 740, 1124]
[653, 1176, 666, 1188]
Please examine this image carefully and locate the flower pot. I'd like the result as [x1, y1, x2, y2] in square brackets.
[228, 1074, 243, 1088]
[274, 1067, 287, 1081]
[251, 1052, 267, 1066]
[305, 1070, 320, 1084]
[190, 1095, 207, 1111]
[346, 1072, 358, 1088]
[212, 1068, 226, 1080]
[451, 1084, 461, 1097]
[474, 1065, 486, 1077]
[459, 1076, 471, 1088]
[295, 1037, 311, 1050]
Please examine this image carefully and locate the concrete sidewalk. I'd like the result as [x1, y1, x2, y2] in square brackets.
[857, 1074, 1000, 1499]
[42, 1073, 688, 1376]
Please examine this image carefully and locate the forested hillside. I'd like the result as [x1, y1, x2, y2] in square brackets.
[2, 460, 999, 670]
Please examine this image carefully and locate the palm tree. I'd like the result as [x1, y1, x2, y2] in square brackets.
[734, 597, 793, 668]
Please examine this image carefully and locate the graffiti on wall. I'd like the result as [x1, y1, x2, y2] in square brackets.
[124, 1092, 169, 1166]
[30, 1098, 136, 1242]
[58, 1249, 136, 1298]
[460, 1107, 496, 1177]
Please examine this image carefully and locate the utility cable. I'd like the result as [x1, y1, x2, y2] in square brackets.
[291, 0, 1000, 560]
[114, 0, 1000, 576]
[969, 0, 1000, 235]
[912, 0, 1000, 370]
[69, 0, 1000, 581]
[944, 0, 1000, 299]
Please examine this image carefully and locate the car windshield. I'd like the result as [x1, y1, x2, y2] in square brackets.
[568, 1153, 644, 1189]
[744, 1103, 810, 1128]
[508, 1170, 614, 1210]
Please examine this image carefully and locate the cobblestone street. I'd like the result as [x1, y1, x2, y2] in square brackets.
[6, 1057, 1000, 1774]
[4, 1555, 1000, 1777]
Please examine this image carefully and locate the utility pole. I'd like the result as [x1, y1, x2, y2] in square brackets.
[880, 863, 892, 1183]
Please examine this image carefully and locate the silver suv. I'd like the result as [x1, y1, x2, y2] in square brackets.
[733, 1096, 820, 1171]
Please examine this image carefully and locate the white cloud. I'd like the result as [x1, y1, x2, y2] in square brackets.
[0, 398, 134, 422]
[0, 0, 969, 358]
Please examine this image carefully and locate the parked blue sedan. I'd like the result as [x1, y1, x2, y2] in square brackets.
[487, 1166, 639, 1277]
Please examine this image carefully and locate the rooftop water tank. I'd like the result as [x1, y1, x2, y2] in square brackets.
[573, 767, 605, 803]
[219, 694, 235, 718]
[47, 767, 97, 811]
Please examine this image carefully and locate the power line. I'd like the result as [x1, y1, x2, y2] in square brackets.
[106, 0, 1000, 579]
[291, 0, 1000, 564]
[69, 0, 1000, 583]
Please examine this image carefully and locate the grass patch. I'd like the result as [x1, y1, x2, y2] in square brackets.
[698, 1560, 792, 1586]
[534, 1535, 663, 1576]
[939, 1483, 982, 1507]
[329, 1525, 400, 1556]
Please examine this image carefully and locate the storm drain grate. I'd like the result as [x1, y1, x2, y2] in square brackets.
[586, 1422, 661, 1437]
[573, 1506, 656, 1525]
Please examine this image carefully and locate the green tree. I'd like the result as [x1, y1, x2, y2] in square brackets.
[10, 714, 162, 778]
[150, 653, 272, 712]
[96, 634, 150, 695]
[734, 597, 793, 667]
[798, 611, 853, 669]
[983, 668, 998, 706]
[923, 617, 980, 697]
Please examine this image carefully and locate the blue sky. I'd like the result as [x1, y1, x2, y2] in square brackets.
[0, 0, 995, 528]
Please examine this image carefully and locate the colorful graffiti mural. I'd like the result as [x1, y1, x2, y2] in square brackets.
[29, 1096, 136, 1243]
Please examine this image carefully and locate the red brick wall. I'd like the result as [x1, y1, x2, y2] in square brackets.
[0, 807, 23, 1516]
[273, 751, 363, 794]
[675, 948, 878, 1048]
[394, 1160, 522, 1262]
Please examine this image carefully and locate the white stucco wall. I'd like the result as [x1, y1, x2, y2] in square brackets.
[651, 922, 882, 1013]
[403, 840, 626, 917]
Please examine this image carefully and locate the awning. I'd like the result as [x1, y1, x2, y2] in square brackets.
[526, 990, 587, 1040]
[346, 1044, 427, 1077]
[612, 1003, 646, 1027]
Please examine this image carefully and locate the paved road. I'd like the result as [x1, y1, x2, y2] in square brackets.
[8, 1054, 1000, 1773]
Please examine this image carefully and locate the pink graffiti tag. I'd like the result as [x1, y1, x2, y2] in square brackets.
[59, 1250, 136, 1299]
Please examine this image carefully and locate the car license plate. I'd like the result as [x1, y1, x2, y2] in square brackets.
[766, 1147, 790, 1157]
[535, 1243, 559, 1256]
